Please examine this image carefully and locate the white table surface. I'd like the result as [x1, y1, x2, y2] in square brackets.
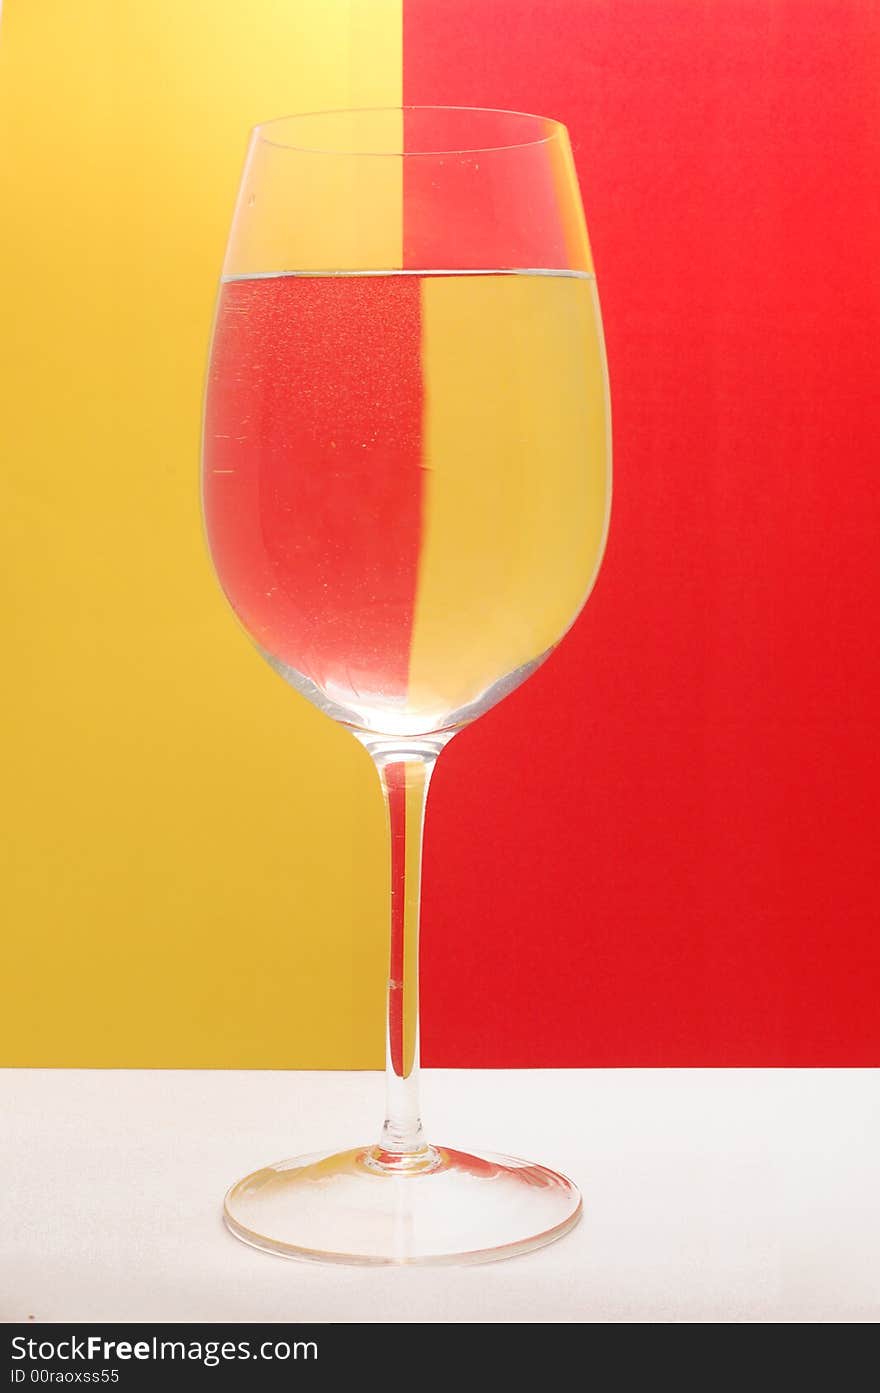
[1, 1068, 877, 1323]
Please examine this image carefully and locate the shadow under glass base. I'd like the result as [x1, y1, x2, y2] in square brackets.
[223, 1145, 582, 1266]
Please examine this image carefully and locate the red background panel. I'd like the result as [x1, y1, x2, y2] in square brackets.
[403, 107, 575, 269]
[406, 0, 880, 1064]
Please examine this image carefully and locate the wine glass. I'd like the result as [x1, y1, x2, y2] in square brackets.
[202, 106, 611, 1264]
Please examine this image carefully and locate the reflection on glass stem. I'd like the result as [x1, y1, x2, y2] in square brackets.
[359, 738, 449, 1175]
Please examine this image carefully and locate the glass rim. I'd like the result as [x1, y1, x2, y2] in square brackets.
[252, 105, 568, 158]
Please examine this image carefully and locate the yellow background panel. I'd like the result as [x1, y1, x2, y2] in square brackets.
[227, 108, 404, 275]
[0, 1, 401, 1066]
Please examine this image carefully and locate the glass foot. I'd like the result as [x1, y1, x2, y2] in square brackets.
[224, 1145, 582, 1266]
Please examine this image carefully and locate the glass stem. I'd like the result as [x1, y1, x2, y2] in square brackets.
[366, 739, 444, 1171]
